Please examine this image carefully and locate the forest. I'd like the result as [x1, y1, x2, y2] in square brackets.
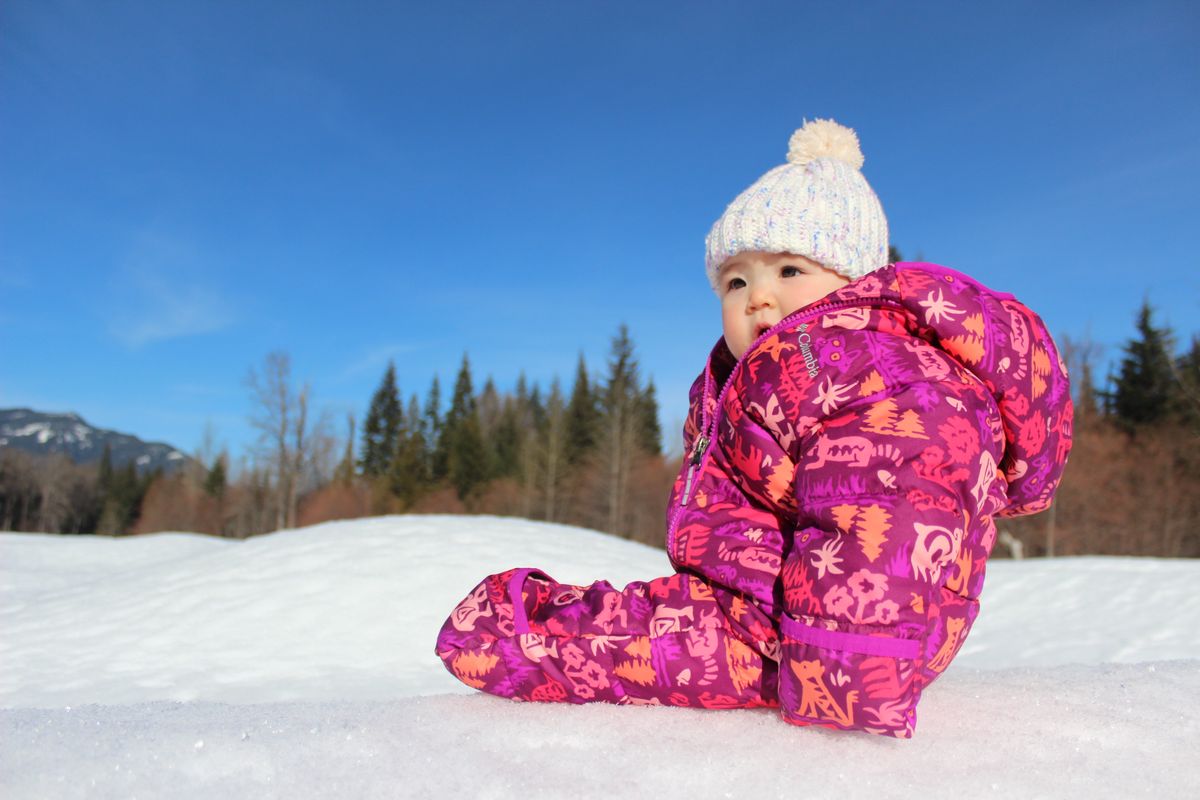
[2, 307, 1198, 558]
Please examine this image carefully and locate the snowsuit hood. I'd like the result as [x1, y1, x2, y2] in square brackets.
[819, 262, 1071, 516]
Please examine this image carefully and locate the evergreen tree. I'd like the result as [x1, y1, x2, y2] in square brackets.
[491, 399, 521, 479]
[390, 395, 428, 508]
[887, 245, 904, 264]
[477, 377, 501, 435]
[565, 353, 598, 464]
[97, 444, 114, 494]
[406, 394, 428, 481]
[1113, 301, 1176, 431]
[334, 414, 356, 485]
[1077, 358, 1101, 424]
[204, 455, 227, 498]
[540, 378, 568, 521]
[443, 355, 486, 501]
[360, 362, 402, 477]
[637, 379, 662, 456]
[476, 377, 503, 476]
[98, 461, 152, 535]
[1171, 335, 1200, 434]
[426, 376, 447, 481]
[528, 384, 546, 433]
[598, 325, 645, 534]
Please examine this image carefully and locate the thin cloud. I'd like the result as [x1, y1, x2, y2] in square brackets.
[1059, 143, 1200, 203]
[108, 232, 236, 347]
[0, 271, 31, 290]
[338, 342, 423, 382]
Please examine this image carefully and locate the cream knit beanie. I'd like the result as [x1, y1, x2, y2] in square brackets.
[705, 119, 889, 289]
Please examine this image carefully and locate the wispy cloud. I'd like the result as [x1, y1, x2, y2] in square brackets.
[1058, 143, 1200, 203]
[0, 259, 32, 289]
[108, 231, 236, 347]
[337, 342, 422, 382]
[169, 382, 235, 399]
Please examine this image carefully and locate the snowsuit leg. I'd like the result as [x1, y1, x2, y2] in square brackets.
[436, 568, 778, 709]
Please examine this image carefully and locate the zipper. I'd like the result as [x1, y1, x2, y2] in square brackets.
[679, 434, 710, 507]
[665, 295, 905, 560]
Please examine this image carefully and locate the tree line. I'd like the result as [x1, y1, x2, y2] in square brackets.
[1000, 301, 1200, 558]
[0, 325, 674, 546]
[2, 307, 1198, 557]
[322, 323, 666, 541]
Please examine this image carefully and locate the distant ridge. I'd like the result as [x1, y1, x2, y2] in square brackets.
[0, 407, 192, 474]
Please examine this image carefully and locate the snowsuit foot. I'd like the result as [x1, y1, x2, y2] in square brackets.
[436, 568, 779, 709]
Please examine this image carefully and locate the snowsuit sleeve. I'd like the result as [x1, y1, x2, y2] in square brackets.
[435, 567, 779, 710]
[773, 374, 1003, 738]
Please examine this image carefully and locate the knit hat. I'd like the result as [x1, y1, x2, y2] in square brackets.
[705, 119, 889, 289]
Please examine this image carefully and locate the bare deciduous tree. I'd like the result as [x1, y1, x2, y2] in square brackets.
[245, 351, 334, 531]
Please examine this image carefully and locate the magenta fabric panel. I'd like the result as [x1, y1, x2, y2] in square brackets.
[780, 614, 921, 659]
[506, 568, 537, 635]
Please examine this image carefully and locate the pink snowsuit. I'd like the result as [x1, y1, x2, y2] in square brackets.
[436, 262, 1073, 737]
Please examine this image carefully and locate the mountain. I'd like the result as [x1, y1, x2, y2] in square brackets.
[0, 408, 192, 474]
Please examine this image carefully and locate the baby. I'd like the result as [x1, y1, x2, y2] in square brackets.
[435, 119, 1073, 737]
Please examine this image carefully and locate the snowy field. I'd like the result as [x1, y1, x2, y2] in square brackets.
[2, 516, 1198, 798]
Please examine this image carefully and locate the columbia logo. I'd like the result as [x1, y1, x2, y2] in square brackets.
[798, 323, 819, 378]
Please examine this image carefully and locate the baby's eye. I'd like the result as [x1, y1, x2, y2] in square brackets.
[781, 265, 803, 278]
[725, 276, 746, 292]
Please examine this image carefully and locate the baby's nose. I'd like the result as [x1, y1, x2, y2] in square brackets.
[748, 289, 774, 309]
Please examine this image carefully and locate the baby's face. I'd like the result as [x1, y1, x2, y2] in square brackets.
[718, 251, 850, 358]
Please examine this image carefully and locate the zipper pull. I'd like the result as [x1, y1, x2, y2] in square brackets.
[680, 435, 710, 506]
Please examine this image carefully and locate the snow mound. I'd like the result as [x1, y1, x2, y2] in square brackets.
[3, 663, 1198, 799]
[2, 515, 1199, 798]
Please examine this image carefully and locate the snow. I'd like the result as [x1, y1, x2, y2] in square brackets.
[2, 516, 1198, 798]
[2, 422, 56, 443]
[0, 420, 92, 446]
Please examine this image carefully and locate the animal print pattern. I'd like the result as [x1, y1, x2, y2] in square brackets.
[436, 263, 1072, 738]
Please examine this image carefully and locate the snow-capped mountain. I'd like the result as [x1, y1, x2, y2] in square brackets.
[0, 408, 192, 474]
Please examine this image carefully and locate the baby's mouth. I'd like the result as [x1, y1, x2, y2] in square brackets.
[755, 322, 772, 338]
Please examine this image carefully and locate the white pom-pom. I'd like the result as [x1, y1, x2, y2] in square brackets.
[786, 119, 864, 169]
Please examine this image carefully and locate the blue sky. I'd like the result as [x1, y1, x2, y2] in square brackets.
[2, 0, 1197, 461]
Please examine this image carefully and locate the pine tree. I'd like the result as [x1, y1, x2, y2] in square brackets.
[97, 444, 114, 495]
[407, 394, 428, 482]
[426, 376, 447, 481]
[1170, 335, 1200, 434]
[360, 362, 402, 477]
[887, 245, 904, 264]
[528, 384, 546, 433]
[598, 325, 646, 535]
[334, 414, 357, 485]
[98, 461, 150, 535]
[1077, 357, 1101, 424]
[540, 378, 568, 521]
[1113, 301, 1176, 431]
[476, 377, 504, 476]
[389, 395, 428, 508]
[204, 455, 227, 498]
[565, 353, 598, 465]
[477, 378, 501, 430]
[444, 354, 486, 501]
[491, 399, 521, 480]
[637, 379, 662, 456]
